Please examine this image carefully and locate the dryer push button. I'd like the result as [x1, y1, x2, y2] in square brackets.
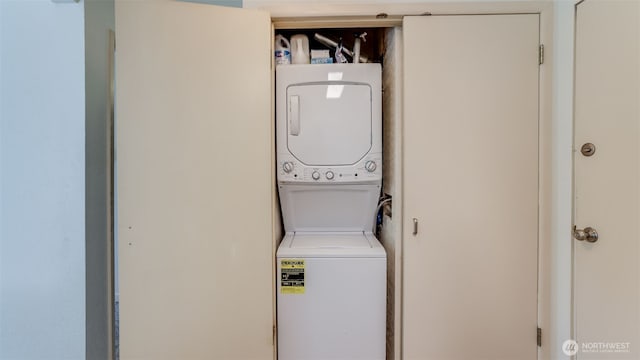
[312, 171, 321, 180]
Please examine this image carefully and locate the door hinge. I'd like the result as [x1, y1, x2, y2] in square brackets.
[538, 44, 544, 65]
[537, 327, 542, 347]
[273, 325, 277, 346]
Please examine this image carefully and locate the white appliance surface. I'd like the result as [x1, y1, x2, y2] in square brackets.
[276, 64, 382, 184]
[287, 83, 371, 165]
[277, 232, 386, 360]
[275, 64, 385, 360]
[278, 184, 380, 232]
[278, 231, 386, 257]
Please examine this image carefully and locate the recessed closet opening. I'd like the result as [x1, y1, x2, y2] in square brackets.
[272, 21, 402, 360]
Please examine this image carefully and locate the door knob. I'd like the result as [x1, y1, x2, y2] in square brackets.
[573, 225, 599, 243]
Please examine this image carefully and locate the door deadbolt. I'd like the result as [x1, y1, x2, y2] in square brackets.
[573, 225, 599, 243]
[581, 143, 596, 157]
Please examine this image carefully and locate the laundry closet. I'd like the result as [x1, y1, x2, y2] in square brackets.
[273, 26, 399, 360]
[116, 1, 550, 360]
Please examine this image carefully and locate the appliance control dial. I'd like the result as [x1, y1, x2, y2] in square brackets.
[365, 160, 377, 172]
[326, 171, 334, 180]
[312, 171, 320, 180]
[282, 162, 294, 173]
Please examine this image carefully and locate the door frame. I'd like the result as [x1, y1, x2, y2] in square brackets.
[107, 28, 116, 360]
[269, 4, 554, 360]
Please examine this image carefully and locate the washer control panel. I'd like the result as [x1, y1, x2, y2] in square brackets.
[277, 154, 382, 183]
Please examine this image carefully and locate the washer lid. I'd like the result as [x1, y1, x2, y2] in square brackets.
[277, 232, 386, 258]
[286, 82, 372, 166]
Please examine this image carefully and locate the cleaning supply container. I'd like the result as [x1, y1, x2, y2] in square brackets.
[290, 34, 310, 64]
[275, 35, 291, 65]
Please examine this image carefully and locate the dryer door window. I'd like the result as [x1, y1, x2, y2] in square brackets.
[286, 83, 372, 166]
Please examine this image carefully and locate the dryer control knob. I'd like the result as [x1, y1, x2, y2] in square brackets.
[312, 171, 320, 180]
[365, 160, 377, 172]
[282, 162, 294, 173]
[326, 171, 334, 180]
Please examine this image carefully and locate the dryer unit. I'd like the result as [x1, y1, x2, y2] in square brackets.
[276, 64, 385, 360]
[276, 64, 382, 186]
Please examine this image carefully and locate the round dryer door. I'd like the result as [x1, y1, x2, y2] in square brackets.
[286, 83, 372, 166]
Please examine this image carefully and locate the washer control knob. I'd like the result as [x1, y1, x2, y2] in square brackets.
[326, 171, 334, 180]
[365, 160, 377, 172]
[282, 162, 294, 173]
[312, 171, 320, 180]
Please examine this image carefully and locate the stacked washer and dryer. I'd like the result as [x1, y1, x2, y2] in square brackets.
[276, 64, 386, 360]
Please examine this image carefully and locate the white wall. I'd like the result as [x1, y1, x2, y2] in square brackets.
[0, 1, 86, 359]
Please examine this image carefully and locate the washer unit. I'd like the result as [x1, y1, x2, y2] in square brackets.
[276, 64, 386, 360]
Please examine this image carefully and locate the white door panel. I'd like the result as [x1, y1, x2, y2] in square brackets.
[574, 0, 640, 358]
[403, 14, 540, 360]
[115, 2, 273, 359]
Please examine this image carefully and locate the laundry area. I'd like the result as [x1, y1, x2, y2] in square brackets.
[5, 0, 640, 359]
[272, 26, 401, 360]
[115, 2, 549, 360]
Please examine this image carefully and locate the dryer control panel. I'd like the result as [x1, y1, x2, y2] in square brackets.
[277, 153, 381, 184]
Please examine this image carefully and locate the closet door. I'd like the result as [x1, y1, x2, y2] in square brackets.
[403, 15, 540, 360]
[116, 2, 273, 359]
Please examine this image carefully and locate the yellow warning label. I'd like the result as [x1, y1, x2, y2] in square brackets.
[281, 259, 305, 294]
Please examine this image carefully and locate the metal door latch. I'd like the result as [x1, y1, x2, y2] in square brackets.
[581, 143, 596, 157]
[573, 225, 599, 243]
